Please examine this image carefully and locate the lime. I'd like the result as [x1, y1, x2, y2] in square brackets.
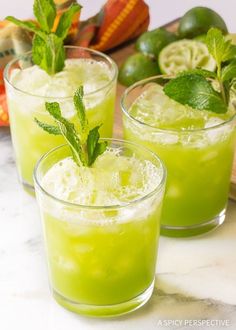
[118, 53, 160, 86]
[159, 39, 216, 75]
[136, 28, 178, 57]
[178, 7, 228, 38]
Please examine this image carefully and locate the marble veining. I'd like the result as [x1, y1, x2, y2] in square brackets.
[1, 127, 236, 330]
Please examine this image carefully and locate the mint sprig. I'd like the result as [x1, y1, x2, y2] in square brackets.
[6, 0, 81, 75]
[35, 86, 107, 167]
[164, 28, 236, 113]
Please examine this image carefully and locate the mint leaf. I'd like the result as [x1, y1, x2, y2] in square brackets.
[32, 34, 65, 74]
[56, 3, 81, 39]
[205, 28, 236, 105]
[45, 101, 61, 118]
[73, 86, 88, 134]
[47, 34, 65, 73]
[32, 34, 48, 72]
[164, 74, 228, 113]
[33, 0, 56, 32]
[87, 126, 100, 165]
[88, 141, 107, 166]
[87, 126, 107, 166]
[5, 16, 45, 38]
[178, 68, 216, 79]
[34, 118, 61, 135]
[206, 28, 236, 66]
[221, 60, 236, 82]
[223, 80, 231, 105]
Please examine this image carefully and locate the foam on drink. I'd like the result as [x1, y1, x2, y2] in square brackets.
[42, 148, 163, 207]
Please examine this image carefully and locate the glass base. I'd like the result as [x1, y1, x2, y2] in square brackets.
[53, 281, 154, 318]
[160, 209, 226, 237]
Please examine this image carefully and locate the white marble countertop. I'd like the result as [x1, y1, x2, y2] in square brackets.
[1, 125, 236, 330]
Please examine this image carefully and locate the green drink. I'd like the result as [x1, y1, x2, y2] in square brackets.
[4, 47, 117, 190]
[122, 80, 236, 237]
[34, 141, 166, 316]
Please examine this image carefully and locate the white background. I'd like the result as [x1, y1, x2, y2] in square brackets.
[1, 0, 236, 32]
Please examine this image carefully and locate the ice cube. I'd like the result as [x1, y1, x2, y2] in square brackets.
[11, 65, 50, 94]
[55, 256, 78, 272]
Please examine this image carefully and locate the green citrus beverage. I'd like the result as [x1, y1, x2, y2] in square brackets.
[4, 47, 117, 190]
[34, 141, 166, 317]
[122, 80, 236, 237]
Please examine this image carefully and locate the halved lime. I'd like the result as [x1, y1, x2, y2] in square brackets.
[178, 6, 228, 38]
[118, 53, 160, 87]
[159, 39, 216, 75]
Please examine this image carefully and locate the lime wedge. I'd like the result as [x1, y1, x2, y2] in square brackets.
[159, 39, 216, 75]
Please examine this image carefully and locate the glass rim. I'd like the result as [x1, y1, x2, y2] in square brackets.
[4, 46, 118, 99]
[121, 75, 236, 133]
[33, 138, 166, 210]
